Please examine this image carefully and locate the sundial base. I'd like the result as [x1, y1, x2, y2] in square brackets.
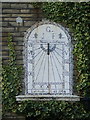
[16, 94, 80, 101]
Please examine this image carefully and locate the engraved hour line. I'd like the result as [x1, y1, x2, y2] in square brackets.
[35, 52, 46, 82]
[62, 44, 65, 92]
[41, 54, 47, 84]
[51, 52, 62, 81]
[27, 49, 42, 87]
[56, 47, 69, 55]
[34, 47, 41, 51]
[52, 51, 69, 75]
[52, 51, 62, 66]
[48, 51, 50, 93]
[54, 49, 63, 58]
[56, 42, 69, 46]
[50, 54, 56, 82]
[34, 51, 44, 69]
[33, 49, 42, 59]
[32, 44, 35, 89]
[53, 47, 70, 72]
[50, 54, 57, 93]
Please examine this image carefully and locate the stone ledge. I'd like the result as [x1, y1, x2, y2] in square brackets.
[2, 116, 25, 120]
[2, 113, 25, 120]
[16, 94, 80, 101]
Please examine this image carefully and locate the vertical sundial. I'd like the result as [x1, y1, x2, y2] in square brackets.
[16, 21, 80, 101]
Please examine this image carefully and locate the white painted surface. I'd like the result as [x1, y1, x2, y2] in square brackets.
[24, 21, 73, 95]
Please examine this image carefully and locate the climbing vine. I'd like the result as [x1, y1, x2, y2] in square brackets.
[2, 33, 22, 114]
[2, 2, 90, 120]
[41, 2, 90, 97]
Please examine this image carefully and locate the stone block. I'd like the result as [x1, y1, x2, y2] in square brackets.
[16, 60, 23, 65]
[18, 27, 29, 32]
[2, 22, 8, 27]
[22, 17, 31, 21]
[0, 14, 2, 18]
[17, 55, 23, 60]
[28, 4, 34, 8]
[2, 27, 15, 32]
[0, 22, 2, 27]
[2, 46, 8, 50]
[20, 9, 30, 13]
[2, 115, 25, 120]
[24, 21, 35, 27]
[2, 37, 8, 41]
[0, 41, 2, 46]
[16, 51, 22, 55]
[17, 41, 23, 45]
[9, 22, 18, 27]
[3, 9, 20, 14]
[0, 27, 2, 32]
[2, 41, 8, 46]
[0, 109, 2, 120]
[4, 18, 16, 22]
[2, 55, 9, 59]
[2, 13, 12, 18]
[2, 3, 11, 8]
[13, 37, 23, 42]
[15, 46, 23, 50]
[2, 51, 8, 56]
[30, 9, 42, 14]
[11, 4, 28, 9]
[11, 32, 24, 37]
[12, 14, 33, 17]
[0, 18, 2, 22]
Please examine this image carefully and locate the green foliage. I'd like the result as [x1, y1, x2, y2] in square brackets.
[16, 101, 89, 120]
[2, 2, 90, 120]
[39, 2, 90, 119]
[2, 33, 22, 114]
[41, 2, 90, 97]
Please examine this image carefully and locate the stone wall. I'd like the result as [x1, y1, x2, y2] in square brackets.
[0, 2, 2, 120]
[2, 2, 43, 65]
[2, 2, 43, 120]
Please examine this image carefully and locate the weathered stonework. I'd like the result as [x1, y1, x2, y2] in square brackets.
[11, 3, 28, 8]
[2, 2, 43, 65]
[2, 2, 43, 120]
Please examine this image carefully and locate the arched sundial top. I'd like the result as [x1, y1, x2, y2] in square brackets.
[25, 21, 71, 43]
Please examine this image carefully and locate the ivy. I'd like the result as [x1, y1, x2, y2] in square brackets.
[2, 2, 90, 120]
[2, 33, 22, 114]
[30, 2, 90, 119]
[41, 2, 90, 97]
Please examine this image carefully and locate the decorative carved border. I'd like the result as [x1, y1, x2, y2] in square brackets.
[24, 20, 73, 95]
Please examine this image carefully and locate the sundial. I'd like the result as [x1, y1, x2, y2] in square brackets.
[16, 21, 80, 101]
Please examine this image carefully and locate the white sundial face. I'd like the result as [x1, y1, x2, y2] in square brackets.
[25, 22, 73, 95]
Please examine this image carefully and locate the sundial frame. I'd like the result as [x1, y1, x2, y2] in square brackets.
[16, 20, 80, 101]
